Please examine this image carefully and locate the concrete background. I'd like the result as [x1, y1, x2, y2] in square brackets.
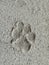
[0, 0, 49, 65]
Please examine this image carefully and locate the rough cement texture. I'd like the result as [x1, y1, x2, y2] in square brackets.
[0, 0, 49, 65]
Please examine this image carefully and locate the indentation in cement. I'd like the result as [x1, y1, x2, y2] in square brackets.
[10, 20, 36, 53]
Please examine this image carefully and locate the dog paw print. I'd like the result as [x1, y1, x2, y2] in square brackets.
[10, 21, 36, 53]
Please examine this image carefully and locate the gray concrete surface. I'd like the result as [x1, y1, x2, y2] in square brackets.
[0, 0, 49, 65]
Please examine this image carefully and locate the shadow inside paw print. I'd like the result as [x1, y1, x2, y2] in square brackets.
[11, 21, 24, 41]
[10, 21, 36, 53]
[26, 32, 36, 43]
[22, 24, 31, 35]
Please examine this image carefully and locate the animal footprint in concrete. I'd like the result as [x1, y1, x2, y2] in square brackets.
[10, 21, 36, 53]
[22, 24, 31, 35]
[12, 35, 31, 53]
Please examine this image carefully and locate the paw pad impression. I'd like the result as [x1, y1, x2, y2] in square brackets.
[10, 21, 36, 53]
